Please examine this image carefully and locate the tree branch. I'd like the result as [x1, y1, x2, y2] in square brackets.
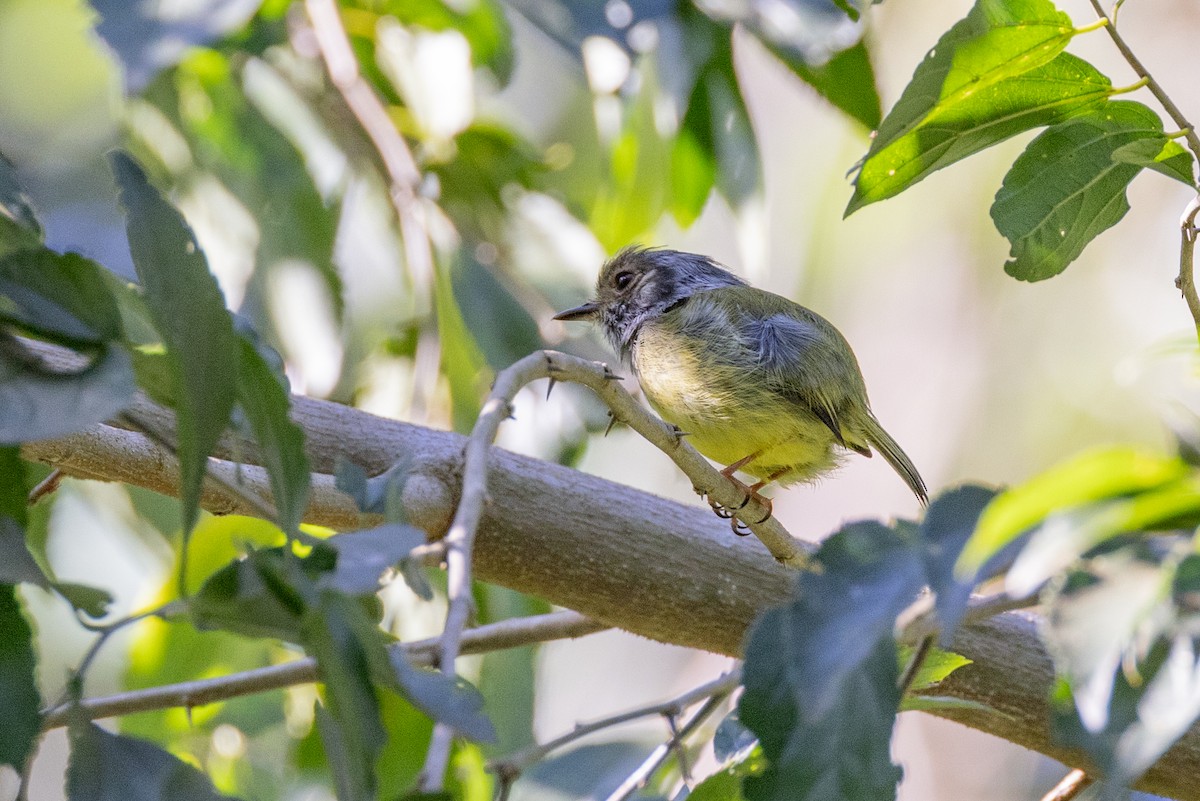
[40, 610, 605, 730]
[20, 348, 1200, 800]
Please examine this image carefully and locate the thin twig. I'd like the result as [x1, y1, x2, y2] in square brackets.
[41, 610, 605, 730]
[493, 669, 741, 782]
[603, 691, 733, 801]
[301, 0, 441, 421]
[539, 352, 808, 567]
[1040, 768, 1093, 801]
[897, 634, 935, 696]
[27, 468, 63, 505]
[895, 589, 1039, 646]
[1086, 0, 1200, 163]
[1179, 196, 1200, 339]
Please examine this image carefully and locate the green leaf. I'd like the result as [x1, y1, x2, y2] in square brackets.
[0, 516, 52, 589]
[322, 524, 427, 595]
[0, 249, 124, 345]
[190, 547, 325, 642]
[738, 522, 924, 800]
[434, 256, 491, 433]
[690, 746, 765, 801]
[958, 447, 1186, 575]
[235, 336, 310, 537]
[1111, 136, 1195, 185]
[303, 594, 388, 801]
[67, 721, 238, 800]
[781, 39, 881, 129]
[901, 646, 972, 692]
[0, 152, 42, 255]
[110, 151, 238, 533]
[1007, 477, 1200, 595]
[918, 484, 1002, 641]
[386, 651, 496, 743]
[0, 584, 39, 770]
[993, 102, 1180, 281]
[315, 703, 376, 801]
[1045, 548, 1200, 791]
[848, 0, 1110, 213]
[0, 338, 134, 444]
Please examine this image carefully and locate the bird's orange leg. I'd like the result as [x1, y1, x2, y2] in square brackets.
[707, 452, 762, 519]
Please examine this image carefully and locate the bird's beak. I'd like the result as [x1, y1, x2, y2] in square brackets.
[553, 301, 601, 321]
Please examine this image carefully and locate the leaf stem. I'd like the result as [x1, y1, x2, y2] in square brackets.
[1086, 0, 1200, 167]
[1109, 76, 1150, 95]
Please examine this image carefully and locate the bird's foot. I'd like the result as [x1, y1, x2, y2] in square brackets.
[730, 493, 773, 536]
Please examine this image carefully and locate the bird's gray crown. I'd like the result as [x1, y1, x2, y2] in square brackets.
[593, 246, 746, 357]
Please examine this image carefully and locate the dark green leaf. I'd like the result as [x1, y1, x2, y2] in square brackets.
[450, 250, 543, 372]
[848, 0, 1109, 213]
[1112, 137, 1195, 185]
[993, 102, 1180, 281]
[476, 585, 547, 752]
[738, 522, 923, 800]
[191, 547, 324, 642]
[0, 337, 134, 444]
[315, 703, 375, 801]
[0, 249, 124, 345]
[0, 584, 39, 769]
[110, 151, 238, 533]
[386, 651, 496, 743]
[515, 741, 660, 798]
[235, 336, 310, 536]
[52, 583, 114, 619]
[958, 447, 1186, 575]
[303, 594, 388, 801]
[67, 721, 238, 800]
[774, 39, 881, 129]
[918, 484, 1003, 641]
[0, 516, 51, 589]
[0, 152, 41, 255]
[322, 524, 427, 595]
[0, 445, 28, 525]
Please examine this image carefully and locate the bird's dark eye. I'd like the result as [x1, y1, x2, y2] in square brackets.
[614, 271, 633, 290]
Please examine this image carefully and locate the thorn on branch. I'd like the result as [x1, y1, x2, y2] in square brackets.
[604, 412, 619, 437]
[545, 377, 557, 400]
[669, 424, 688, 447]
[601, 364, 622, 381]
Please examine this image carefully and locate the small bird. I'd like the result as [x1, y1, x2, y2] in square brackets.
[554, 246, 927, 530]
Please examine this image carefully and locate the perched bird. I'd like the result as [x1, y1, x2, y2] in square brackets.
[554, 246, 927, 529]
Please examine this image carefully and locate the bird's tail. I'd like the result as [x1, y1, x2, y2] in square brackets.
[860, 414, 928, 505]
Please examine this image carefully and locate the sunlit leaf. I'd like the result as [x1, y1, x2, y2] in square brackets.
[958, 447, 1187, 575]
[993, 102, 1182, 281]
[67, 721, 238, 800]
[1112, 136, 1195, 186]
[690, 745, 765, 801]
[0, 584, 39, 770]
[900, 646, 972, 692]
[848, 0, 1109, 212]
[111, 151, 239, 533]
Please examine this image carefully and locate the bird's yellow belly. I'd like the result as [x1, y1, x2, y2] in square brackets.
[632, 326, 839, 485]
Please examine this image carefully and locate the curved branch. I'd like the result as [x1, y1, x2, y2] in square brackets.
[20, 352, 1200, 800]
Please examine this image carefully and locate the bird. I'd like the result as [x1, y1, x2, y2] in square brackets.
[554, 246, 927, 532]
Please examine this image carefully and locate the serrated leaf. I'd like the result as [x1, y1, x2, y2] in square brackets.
[848, 0, 1109, 213]
[0, 152, 41, 255]
[67, 721, 238, 800]
[738, 522, 923, 800]
[958, 447, 1186, 575]
[0, 249, 124, 345]
[321, 524, 427, 595]
[0, 338, 134, 444]
[993, 102, 1177, 281]
[235, 336, 309, 537]
[111, 151, 238, 533]
[386, 651, 496, 743]
[1112, 137, 1195, 185]
[0, 584, 39, 769]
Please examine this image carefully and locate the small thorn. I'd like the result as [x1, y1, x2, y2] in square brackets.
[601, 364, 623, 380]
[604, 412, 619, 437]
[546, 377, 557, 400]
[669, 424, 689, 446]
[504, 400, 517, 420]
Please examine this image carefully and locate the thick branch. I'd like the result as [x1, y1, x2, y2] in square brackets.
[21, 357, 1200, 799]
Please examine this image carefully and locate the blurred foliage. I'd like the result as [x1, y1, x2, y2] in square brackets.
[2, 0, 1200, 798]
